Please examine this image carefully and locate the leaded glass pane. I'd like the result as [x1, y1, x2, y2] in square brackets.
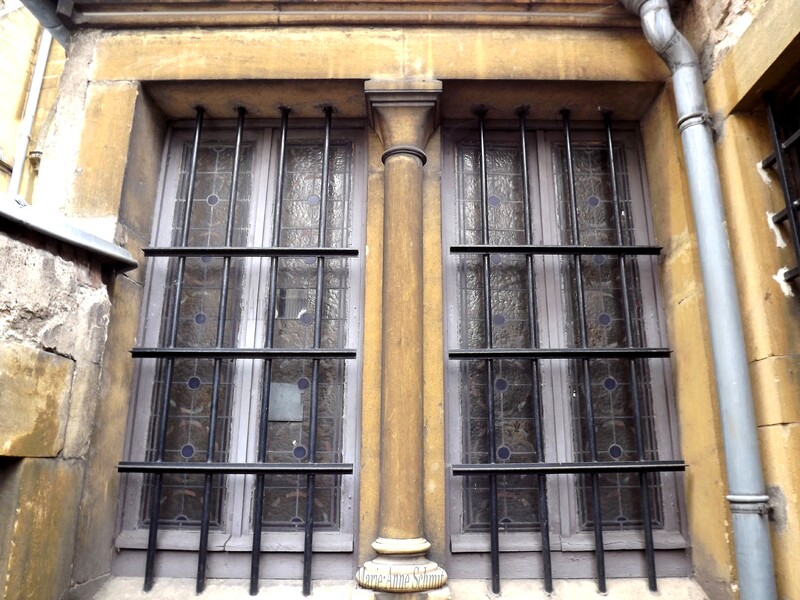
[456, 140, 540, 531]
[552, 143, 664, 531]
[142, 142, 254, 529]
[260, 141, 353, 531]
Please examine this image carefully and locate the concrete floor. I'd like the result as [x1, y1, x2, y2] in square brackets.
[93, 577, 711, 599]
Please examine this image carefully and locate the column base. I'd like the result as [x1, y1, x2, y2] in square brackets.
[356, 540, 448, 594]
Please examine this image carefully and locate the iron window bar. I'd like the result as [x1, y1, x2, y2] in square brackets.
[142, 246, 358, 258]
[762, 92, 800, 282]
[118, 106, 356, 597]
[448, 109, 685, 595]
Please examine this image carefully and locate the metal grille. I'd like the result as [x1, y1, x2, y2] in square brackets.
[763, 92, 800, 282]
[118, 106, 357, 596]
[449, 109, 685, 593]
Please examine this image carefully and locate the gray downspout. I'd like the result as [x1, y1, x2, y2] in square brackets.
[8, 28, 51, 197]
[618, 1, 777, 598]
[19, 0, 68, 46]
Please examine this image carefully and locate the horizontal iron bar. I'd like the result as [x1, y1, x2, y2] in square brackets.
[118, 462, 354, 475]
[144, 246, 358, 258]
[771, 199, 800, 224]
[784, 266, 799, 282]
[132, 348, 357, 359]
[452, 460, 686, 475]
[449, 347, 670, 360]
[450, 244, 661, 256]
[762, 126, 800, 169]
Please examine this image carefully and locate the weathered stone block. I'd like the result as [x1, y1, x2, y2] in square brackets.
[71, 273, 142, 585]
[0, 458, 83, 600]
[0, 342, 73, 457]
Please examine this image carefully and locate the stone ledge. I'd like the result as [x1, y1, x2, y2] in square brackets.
[91, 577, 710, 599]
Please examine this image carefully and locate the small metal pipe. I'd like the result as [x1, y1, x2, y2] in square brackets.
[604, 111, 657, 590]
[250, 106, 291, 596]
[517, 108, 553, 592]
[9, 29, 51, 197]
[561, 109, 606, 592]
[476, 110, 501, 594]
[144, 106, 205, 592]
[618, 1, 778, 598]
[197, 107, 247, 594]
[19, 0, 68, 45]
[302, 105, 334, 596]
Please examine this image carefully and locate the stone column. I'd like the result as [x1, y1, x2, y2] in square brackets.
[356, 79, 447, 595]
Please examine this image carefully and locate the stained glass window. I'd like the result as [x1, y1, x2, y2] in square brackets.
[444, 123, 682, 559]
[123, 123, 363, 553]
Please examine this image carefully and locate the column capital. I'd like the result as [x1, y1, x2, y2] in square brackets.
[365, 79, 442, 165]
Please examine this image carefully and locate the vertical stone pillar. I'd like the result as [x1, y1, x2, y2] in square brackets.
[356, 79, 447, 594]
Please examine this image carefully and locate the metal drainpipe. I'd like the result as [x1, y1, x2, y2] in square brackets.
[19, 0, 68, 46]
[618, 1, 777, 598]
[8, 28, 52, 197]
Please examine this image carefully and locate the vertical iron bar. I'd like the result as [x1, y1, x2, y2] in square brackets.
[144, 106, 205, 592]
[517, 108, 553, 591]
[303, 105, 333, 596]
[561, 109, 606, 592]
[196, 107, 247, 593]
[604, 111, 657, 590]
[250, 107, 291, 595]
[477, 110, 501, 594]
[766, 93, 800, 273]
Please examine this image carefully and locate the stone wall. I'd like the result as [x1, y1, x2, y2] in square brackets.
[0, 229, 111, 600]
[680, 0, 769, 80]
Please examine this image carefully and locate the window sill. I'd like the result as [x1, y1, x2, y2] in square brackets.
[116, 530, 353, 553]
[450, 530, 687, 553]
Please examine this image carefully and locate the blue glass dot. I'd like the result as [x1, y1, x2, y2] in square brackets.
[307, 194, 320, 206]
[297, 377, 310, 390]
[195, 312, 207, 325]
[593, 254, 606, 265]
[293, 445, 307, 459]
[187, 376, 201, 390]
[492, 314, 506, 326]
[603, 377, 617, 391]
[490, 254, 503, 265]
[181, 444, 195, 459]
[500, 517, 513, 525]
[201, 256, 212, 264]
[609, 444, 624, 460]
[588, 195, 601, 207]
[304, 256, 316, 264]
[495, 378, 508, 391]
[598, 313, 612, 326]
[175, 514, 188, 522]
[291, 516, 304, 524]
[300, 313, 314, 325]
[207, 194, 219, 205]
[616, 515, 629, 522]
[488, 195, 501, 206]
[497, 446, 512, 460]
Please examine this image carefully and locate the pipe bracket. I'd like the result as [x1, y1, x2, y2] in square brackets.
[726, 494, 771, 515]
[677, 111, 712, 134]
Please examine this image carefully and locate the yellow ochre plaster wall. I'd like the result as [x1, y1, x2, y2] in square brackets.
[17, 5, 800, 597]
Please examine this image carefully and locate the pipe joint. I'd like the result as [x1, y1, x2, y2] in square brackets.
[677, 111, 712, 134]
[726, 495, 771, 515]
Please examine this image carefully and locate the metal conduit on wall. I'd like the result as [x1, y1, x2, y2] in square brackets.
[618, 1, 778, 598]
